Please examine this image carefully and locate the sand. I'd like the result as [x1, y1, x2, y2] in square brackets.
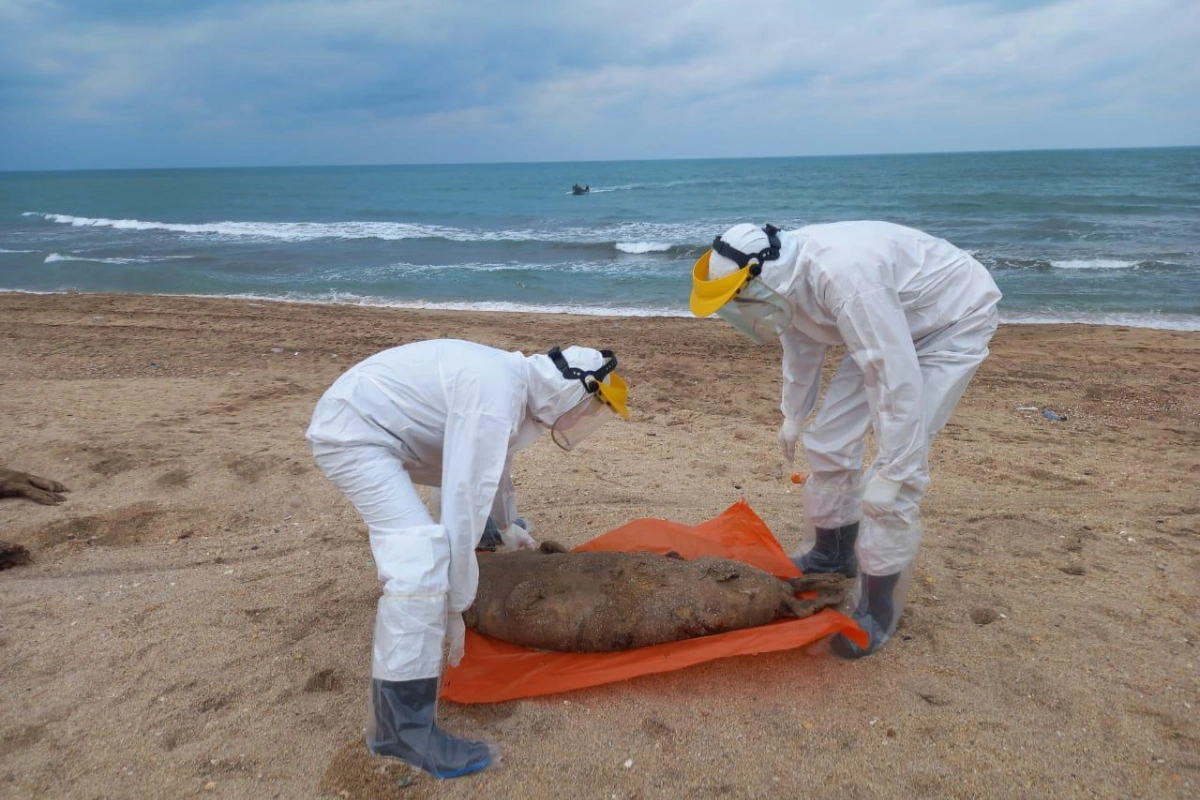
[0, 291, 1196, 800]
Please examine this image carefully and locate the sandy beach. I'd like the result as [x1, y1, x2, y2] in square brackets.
[1, 291, 1197, 799]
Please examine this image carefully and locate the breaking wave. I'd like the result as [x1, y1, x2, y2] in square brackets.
[1049, 258, 1139, 270]
[26, 211, 713, 248]
[44, 252, 194, 265]
[615, 242, 673, 254]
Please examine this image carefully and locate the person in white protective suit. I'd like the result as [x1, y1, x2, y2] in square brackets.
[691, 221, 1001, 658]
[305, 340, 629, 778]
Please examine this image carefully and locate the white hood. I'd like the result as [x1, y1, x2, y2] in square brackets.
[523, 346, 606, 426]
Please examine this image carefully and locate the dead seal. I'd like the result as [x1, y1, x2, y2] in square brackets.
[0, 467, 68, 570]
[1, 467, 68, 505]
[465, 541, 846, 652]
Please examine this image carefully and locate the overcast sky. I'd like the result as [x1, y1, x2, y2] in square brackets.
[1, 0, 1196, 170]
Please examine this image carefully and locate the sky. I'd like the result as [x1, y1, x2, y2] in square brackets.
[1, 0, 1197, 170]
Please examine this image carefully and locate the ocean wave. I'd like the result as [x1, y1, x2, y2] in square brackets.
[317, 259, 667, 280]
[983, 256, 1187, 272]
[999, 309, 1200, 331]
[258, 292, 692, 317]
[26, 211, 717, 247]
[0, 248, 38, 254]
[615, 242, 673, 254]
[1050, 258, 1139, 270]
[29, 213, 447, 242]
[44, 252, 194, 265]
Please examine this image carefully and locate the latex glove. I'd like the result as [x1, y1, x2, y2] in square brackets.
[862, 475, 903, 519]
[499, 522, 537, 550]
[778, 417, 802, 465]
[446, 611, 466, 667]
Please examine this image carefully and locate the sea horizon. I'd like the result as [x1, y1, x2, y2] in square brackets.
[3, 147, 1198, 331]
[3, 144, 1195, 175]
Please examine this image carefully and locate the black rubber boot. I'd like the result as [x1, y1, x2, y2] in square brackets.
[830, 572, 902, 659]
[368, 678, 492, 779]
[791, 522, 859, 577]
[477, 517, 529, 552]
[477, 518, 503, 551]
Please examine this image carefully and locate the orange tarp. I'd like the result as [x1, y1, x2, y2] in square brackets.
[442, 500, 865, 704]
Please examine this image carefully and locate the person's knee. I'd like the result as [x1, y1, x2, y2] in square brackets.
[371, 524, 451, 594]
[804, 471, 865, 530]
[803, 439, 865, 473]
[857, 513, 921, 575]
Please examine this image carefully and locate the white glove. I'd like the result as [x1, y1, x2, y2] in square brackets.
[446, 611, 466, 667]
[862, 475, 903, 519]
[500, 522, 537, 550]
[778, 417, 802, 464]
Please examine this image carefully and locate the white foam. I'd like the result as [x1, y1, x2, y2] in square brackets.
[30, 213, 449, 242]
[188, 291, 692, 318]
[0, 287, 1195, 329]
[586, 185, 632, 193]
[1000, 310, 1200, 331]
[562, 185, 635, 194]
[318, 260, 655, 281]
[615, 242, 672, 254]
[0, 248, 38, 254]
[27, 211, 718, 246]
[1050, 258, 1139, 270]
[44, 252, 193, 265]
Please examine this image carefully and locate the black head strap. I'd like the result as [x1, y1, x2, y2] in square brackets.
[547, 346, 617, 394]
[711, 224, 782, 277]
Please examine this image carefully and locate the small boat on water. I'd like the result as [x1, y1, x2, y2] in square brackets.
[571, 183, 590, 195]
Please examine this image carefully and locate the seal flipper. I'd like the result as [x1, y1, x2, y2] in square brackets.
[783, 573, 847, 618]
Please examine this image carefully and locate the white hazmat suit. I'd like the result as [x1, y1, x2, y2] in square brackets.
[692, 221, 1001, 657]
[306, 339, 627, 776]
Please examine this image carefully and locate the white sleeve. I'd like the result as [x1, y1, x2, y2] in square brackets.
[834, 288, 926, 485]
[440, 410, 515, 614]
[779, 326, 827, 423]
[489, 454, 517, 531]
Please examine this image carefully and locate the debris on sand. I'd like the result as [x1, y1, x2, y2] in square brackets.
[0, 541, 32, 570]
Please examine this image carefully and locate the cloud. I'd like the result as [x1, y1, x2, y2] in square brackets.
[0, 0, 1196, 169]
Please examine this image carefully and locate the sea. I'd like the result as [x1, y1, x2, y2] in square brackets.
[2, 147, 1198, 330]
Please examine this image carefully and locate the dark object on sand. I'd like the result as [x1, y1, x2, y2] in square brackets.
[465, 542, 846, 652]
[0, 467, 69, 505]
[0, 541, 32, 570]
[571, 183, 590, 195]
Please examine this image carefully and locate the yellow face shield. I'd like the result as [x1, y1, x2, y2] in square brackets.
[550, 372, 629, 451]
[690, 249, 792, 345]
[690, 249, 752, 318]
[595, 371, 629, 419]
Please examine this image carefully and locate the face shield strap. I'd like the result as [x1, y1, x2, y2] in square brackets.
[711, 224, 782, 277]
[547, 346, 617, 394]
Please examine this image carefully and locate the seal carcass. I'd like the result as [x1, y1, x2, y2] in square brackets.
[1, 467, 68, 505]
[465, 542, 846, 652]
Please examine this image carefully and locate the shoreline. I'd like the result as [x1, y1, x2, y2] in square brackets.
[1, 291, 1197, 799]
[2, 289, 1198, 332]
